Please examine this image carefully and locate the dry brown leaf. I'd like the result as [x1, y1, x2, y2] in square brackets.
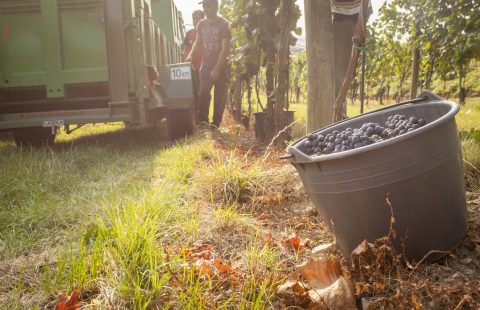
[312, 243, 336, 255]
[278, 279, 308, 295]
[459, 258, 472, 265]
[301, 238, 312, 248]
[213, 258, 231, 273]
[355, 282, 363, 296]
[263, 194, 277, 204]
[256, 213, 270, 221]
[191, 241, 212, 252]
[263, 230, 273, 243]
[412, 293, 421, 310]
[308, 276, 356, 310]
[293, 282, 308, 295]
[297, 256, 341, 289]
[56, 289, 80, 310]
[471, 234, 480, 244]
[375, 281, 385, 291]
[192, 250, 213, 260]
[169, 279, 181, 288]
[341, 265, 351, 280]
[362, 284, 372, 294]
[284, 233, 302, 251]
[352, 239, 374, 255]
[197, 260, 214, 277]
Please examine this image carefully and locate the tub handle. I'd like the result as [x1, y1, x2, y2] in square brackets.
[279, 154, 294, 160]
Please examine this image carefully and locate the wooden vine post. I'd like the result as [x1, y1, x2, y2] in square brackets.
[274, 0, 294, 138]
[305, 0, 335, 132]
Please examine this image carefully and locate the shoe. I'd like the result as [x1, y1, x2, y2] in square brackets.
[197, 121, 210, 130]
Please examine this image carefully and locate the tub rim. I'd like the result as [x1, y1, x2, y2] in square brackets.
[285, 92, 460, 164]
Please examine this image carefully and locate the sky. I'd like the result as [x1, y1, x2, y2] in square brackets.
[174, 0, 389, 31]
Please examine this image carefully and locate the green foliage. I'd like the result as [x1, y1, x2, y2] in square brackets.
[361, 0, 480, 101]
[220, 0, 301, 115]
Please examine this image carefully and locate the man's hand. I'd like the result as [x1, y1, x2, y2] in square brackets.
[210, 68, 220, 82]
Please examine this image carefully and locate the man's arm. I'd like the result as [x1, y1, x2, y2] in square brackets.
[187, 31, 202, 62]
[210, 37, 230, 81]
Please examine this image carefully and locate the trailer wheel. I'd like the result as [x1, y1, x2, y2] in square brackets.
[13, 127, 55, 147]
[166, 108, 194, 140]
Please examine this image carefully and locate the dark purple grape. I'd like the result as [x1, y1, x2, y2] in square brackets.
[366, 127, 375, 136]
[418, 119, 426, 126]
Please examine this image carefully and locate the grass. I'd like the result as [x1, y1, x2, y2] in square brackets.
[0, 95, 478, 308]
[0, 125, 289, 308]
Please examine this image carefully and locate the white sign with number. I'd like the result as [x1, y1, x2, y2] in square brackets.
[170, 66, 191, 80]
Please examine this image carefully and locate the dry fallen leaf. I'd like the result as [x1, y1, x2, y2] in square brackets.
[213, 258, 231, 273]
[341, 265, 352, 280]
[312, 243, 336, 255]
[301, 238, 312, 248]
[196, 260, 214, 277]
[56, 289, 80, 310]
[355, 282, 363, 296]
[362, 283, 372, 294]
[412, 293, 421, 310]
[459, 258, 472, 265]
[191, 250, 213, 260]
[352, 239, 374, 256]
[256, 213, 270, 221]
[278, 279, 308, 296]
[375, 281, 385, 291]
[308, 276, 356, 310]
[191, 240, 212, 252]
[263, 230, 273, 243]
[297, 256, 341, 289]
[284, 233, 302, 251]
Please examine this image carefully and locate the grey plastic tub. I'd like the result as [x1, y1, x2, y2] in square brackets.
[284, 91, 467, 261]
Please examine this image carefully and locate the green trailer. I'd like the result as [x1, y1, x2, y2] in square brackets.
[0, 0, 195, 144]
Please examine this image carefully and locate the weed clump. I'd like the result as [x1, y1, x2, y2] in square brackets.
[462, 137, 480, 192]
[197, 151, 304, 210]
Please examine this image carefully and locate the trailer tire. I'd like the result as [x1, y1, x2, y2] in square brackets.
[13, 127, 55, 147]
[166, 108, 194, 141]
